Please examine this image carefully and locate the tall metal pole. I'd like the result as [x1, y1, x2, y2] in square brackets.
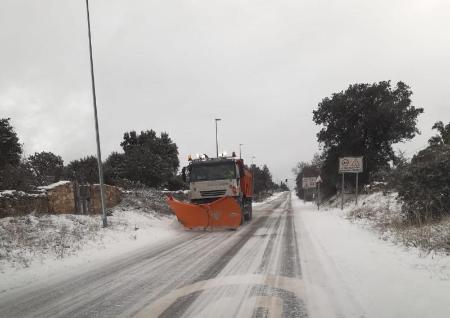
[239, 143, 243, 159]
[317, 182, 321, 210]
[85, 0, 107, 227]
[215, 118, 221, 157]
[355, 172, 359, 206]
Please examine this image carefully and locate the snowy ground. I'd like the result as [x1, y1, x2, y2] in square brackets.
[0, 191, 284, 295]
[252, 191, 284, 206]
[338, 191, 450, 255]
[294, 194, 450, 317]
[2, 191, 450, 317]
[0, 204, 180, 293]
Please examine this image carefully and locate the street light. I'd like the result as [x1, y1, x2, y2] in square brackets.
[239, 144, 243, 159]
[215, 118, 221, 157]
[85, 0, 107, 227]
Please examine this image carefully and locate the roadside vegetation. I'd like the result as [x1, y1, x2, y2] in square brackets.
[0, 116, 283, 268]
[294, 80, 450, 252]
[0, 117, 282, 197]
[0, 188, 175, 270]
[0, 119, 183, 191]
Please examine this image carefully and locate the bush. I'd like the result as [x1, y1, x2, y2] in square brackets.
[28, 151, 64, 185]
[166, 175, 188, 191]
[0, 162, 38, 191]
[395, 145, 450, 224]
[64, 156, 99, 184]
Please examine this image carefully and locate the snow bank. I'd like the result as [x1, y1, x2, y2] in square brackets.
[294, 195, 450, 318]
[0, 188, 183, 293]
[343, 192, 450, 255]
[38, 180, 72, 191]
[0, 210, 180, 293]
[253, 191, 285, 206]
[0, 190, 43, 198]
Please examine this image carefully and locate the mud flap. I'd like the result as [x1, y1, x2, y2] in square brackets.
[166, 195, 243, 230]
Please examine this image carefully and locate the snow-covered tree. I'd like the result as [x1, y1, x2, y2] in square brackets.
[28, 151, 64, 185]
[0, 118, 22, 168]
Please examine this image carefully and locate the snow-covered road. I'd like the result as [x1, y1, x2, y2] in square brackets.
[1, 192, 449, 317]
[295, 197, 450, 318]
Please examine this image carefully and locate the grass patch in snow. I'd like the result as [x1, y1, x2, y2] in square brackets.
[0, 188, 177, 272]
[344, 192, 450, 255]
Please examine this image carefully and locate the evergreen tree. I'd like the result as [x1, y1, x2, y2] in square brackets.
[65, 156, 99, 184]
[28, 151, 64, 185]
[103, 152, 127, 184]
[120, 130, 179, 187]
[0, 118, 37, 191]
[428, 121, 450, 146]
[0, 118, 22, 168]
[313, 81, 423, 195]
[252, 164, 277, 195]
[280, 182, 289, 191]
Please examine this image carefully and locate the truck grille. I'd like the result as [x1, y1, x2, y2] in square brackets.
[200, 190, 226, 197]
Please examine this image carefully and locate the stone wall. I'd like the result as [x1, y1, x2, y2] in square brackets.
[0, 181, 123, 218]
[89, 184, 122, 214]
[46, 182, 76, 214]
[0, 191, 48, 218]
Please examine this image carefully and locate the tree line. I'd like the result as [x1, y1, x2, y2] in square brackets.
[250, 164, 287, 198]
[295, 81, 449, 224]
[0, 118, 285, 196]
[0, 120, 181, 191]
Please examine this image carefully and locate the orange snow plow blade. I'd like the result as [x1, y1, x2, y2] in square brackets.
[166, 195, 242, 229]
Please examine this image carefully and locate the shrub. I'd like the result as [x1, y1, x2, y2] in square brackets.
[395, 145, 450, 224]
[0, 162, 38, 191]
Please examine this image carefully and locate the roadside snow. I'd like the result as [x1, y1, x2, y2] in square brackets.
[253, 191, 285, 206]
[0, 190, 17, 197]
[344, 192, 450, 255]
[38, 180, 72, 191]
[294, 194, 450, 318]
[0, 190, 42, 198]
[0, 209, 180, 294]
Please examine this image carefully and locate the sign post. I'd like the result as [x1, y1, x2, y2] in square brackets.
[316, 175, 322, 210]
[339, 156, 364, 208]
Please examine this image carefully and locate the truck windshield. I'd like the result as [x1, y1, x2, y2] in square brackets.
[190, 162, 236, 182]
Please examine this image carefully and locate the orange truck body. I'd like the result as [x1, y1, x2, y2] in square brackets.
[167, 157, 253, 230]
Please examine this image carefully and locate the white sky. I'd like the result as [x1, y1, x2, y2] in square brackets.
[1, 0, 449, 185]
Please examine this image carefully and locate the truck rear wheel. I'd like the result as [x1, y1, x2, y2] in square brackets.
[243, 198, 252, 222]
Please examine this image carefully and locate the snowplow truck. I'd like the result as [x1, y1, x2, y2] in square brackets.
[167, 156, 253, 230]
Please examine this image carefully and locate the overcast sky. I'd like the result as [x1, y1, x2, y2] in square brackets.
[1, 0, 449, 185]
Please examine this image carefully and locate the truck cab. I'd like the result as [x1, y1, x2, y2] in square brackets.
[182, 157, 253, 220]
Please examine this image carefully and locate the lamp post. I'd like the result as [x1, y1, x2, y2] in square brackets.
[215, 118, 221, 157]
[239, 143, 243, 159]
[85, 0, 107, 227]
